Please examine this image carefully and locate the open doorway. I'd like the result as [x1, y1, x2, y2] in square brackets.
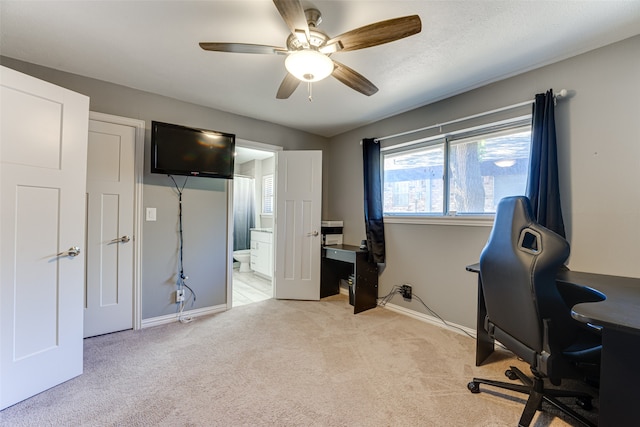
[231, 142, 279, 307]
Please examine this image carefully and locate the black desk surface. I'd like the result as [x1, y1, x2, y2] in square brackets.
[556, 270, 640, 334]
[466, 263, 640, 334]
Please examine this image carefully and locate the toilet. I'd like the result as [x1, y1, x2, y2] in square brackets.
[233, 249, 252, 272]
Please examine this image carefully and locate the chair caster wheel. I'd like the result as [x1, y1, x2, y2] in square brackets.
[468, 381, 480, 393]
[505, 369, 518, 380]
[576, 397, 593, 411]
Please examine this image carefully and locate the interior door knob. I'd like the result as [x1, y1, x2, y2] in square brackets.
[307, 230, 319, 237]
[57, 246, 81, 257]
[110, 235, 131, 244]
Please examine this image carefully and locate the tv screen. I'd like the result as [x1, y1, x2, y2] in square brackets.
[151, 121, 235, 179]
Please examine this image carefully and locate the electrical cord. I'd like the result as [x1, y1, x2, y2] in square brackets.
[412, 293, 476, 340]
[378, 284, 481, 342]
[178, 284, 196, 324]
[169, 175, 188, 280]
[377, 285, 403, 307]
[169, 175, 198, 323]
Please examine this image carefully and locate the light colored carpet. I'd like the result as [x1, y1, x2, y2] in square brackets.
[0, 295, 597, 426]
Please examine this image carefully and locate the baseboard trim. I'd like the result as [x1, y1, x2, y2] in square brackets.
[382, 302, 477, 339]
[338, 287, 476, 339]
[141, 304, 227, 329]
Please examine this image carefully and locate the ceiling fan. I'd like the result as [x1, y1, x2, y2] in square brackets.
[199, 0, 422, 99]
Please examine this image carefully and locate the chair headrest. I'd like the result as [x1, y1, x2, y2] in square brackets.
[491, 196, 535, 243]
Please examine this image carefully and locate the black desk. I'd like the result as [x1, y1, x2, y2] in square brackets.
[466, 263, 640, 426]
[321, 245, 378, 314]
[558, 270, 640, 427]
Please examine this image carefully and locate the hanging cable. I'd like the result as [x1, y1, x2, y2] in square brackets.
[169, 174, 188, 282]
[168, 175, 197, 323]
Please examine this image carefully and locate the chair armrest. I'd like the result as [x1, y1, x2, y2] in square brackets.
[556, 281, 605, 308]
[557, 281, 605, 335]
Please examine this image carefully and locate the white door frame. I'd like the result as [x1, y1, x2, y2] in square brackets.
[89, 111, 144, 330]
[226, 139, 282, 308]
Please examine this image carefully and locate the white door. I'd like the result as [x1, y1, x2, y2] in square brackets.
[0, 66, 89, 410]
[274, 151, 322, 300]
[84, 119, 135, 338]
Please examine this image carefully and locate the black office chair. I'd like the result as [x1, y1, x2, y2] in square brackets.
[467, 196, 601, 427]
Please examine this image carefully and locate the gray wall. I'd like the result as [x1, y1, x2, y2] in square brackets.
[3, 35, 638, 327]
[1, 56, 328, 319]
[325, 35, 640, 329]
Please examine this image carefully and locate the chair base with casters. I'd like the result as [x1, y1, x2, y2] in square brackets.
[468, 366, 596, 427]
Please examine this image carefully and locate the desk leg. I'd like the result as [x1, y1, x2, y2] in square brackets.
[353, 254, 378, 314]
[598, 328, 640, 426]
[475, 275, 494, 366]
[320, 258, 341, 298]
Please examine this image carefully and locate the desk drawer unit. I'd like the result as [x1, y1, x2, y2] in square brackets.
[324, 248, 355, 263]
[321, 245, 378, 314]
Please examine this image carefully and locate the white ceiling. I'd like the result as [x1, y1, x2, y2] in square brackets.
[236, 146, 274, 165]
[2, 1, 639, 137]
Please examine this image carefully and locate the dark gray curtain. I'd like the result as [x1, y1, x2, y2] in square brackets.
[233, 176, 255, 251]
[526, 89, 566, 237]
[362, 138, 385, 263]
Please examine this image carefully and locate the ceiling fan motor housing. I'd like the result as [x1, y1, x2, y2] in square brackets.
[287, 8, 328, 52]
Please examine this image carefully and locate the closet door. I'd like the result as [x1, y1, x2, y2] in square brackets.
[0, 66, 89, 409]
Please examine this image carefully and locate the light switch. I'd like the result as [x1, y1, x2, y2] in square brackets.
[146, 207, 157, 221]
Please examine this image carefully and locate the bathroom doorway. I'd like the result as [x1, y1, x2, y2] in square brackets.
[231, 142, 279, 307]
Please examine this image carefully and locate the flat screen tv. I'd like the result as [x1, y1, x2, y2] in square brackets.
[151, 121, 235, 179]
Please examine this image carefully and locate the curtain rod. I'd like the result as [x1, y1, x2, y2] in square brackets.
[375, 89, 568, 143]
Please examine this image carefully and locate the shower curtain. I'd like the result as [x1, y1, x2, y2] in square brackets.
[233, 176, 256, 251]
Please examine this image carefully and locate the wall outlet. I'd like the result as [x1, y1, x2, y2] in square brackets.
[400, 284, 412, 301]
[175, 289, 185, 303]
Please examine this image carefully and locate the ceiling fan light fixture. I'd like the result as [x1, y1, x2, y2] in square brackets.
[285, 50, 334, 82]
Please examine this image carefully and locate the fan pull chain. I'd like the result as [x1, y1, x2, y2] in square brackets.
[307, 81, 313, 102]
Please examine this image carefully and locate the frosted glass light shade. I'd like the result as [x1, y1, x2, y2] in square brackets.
[285, 50, 334, 82]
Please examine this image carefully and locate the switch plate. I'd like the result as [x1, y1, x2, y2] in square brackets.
[146, 207, 156, 221]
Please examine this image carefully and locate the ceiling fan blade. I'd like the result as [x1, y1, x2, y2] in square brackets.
[331, 61, 378, 96]
[272, 0, 309, 38]
[276, 73, 301, 99]
[199, 42, 287, 55]
[326, 15, 422, 52]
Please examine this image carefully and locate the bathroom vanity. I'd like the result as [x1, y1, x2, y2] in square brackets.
[250, 229, 272, 279]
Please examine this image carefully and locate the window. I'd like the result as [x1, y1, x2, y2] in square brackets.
[383, 120, 531, 217]
[384, 143, 444, 214]
[262, 174, 274, 214]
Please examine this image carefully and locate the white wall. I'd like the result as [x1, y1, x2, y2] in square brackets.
[326, 35, 640, 329]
